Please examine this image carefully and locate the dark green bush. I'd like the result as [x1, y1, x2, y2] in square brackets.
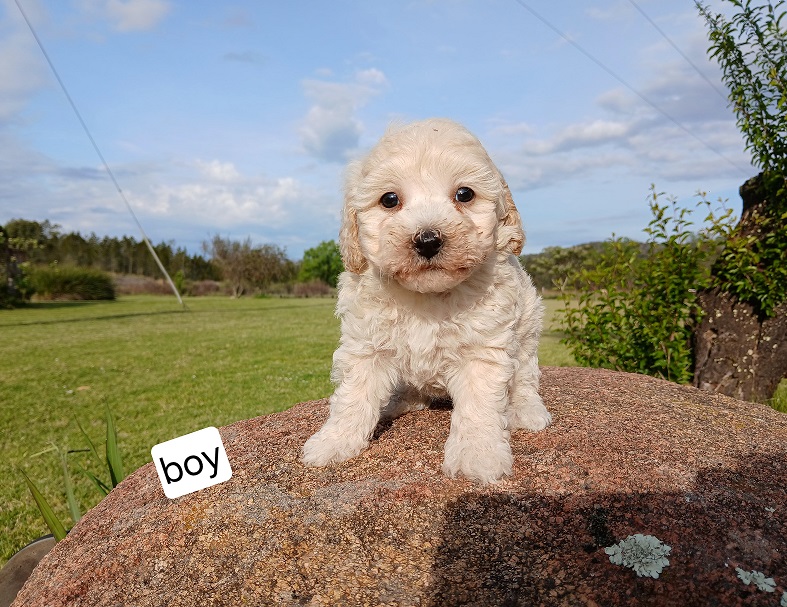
[697, 0, 787, 317]
[298, 240, 343, 288]
[29, 265, 116, 301]
[710, 173, 787, 317]
[559, 188, 734, 384]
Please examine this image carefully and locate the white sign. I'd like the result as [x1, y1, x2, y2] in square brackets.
[151, 427, 232, 499]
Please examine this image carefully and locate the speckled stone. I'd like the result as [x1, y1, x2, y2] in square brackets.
[13, 367, 787, 607]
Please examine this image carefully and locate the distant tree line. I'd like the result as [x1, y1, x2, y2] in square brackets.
[3, 219, 220, 281]
[519, 243, 606, 292]
[1, 218, 348, 305]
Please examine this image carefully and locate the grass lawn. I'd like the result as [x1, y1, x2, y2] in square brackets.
[0, 295, 577, 565]
[1, 296, 338, 565]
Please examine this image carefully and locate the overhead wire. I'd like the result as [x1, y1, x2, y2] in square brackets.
[626, 0, 729, 104]
[510, 0, 752, 178]
[12, 0, 185, 308]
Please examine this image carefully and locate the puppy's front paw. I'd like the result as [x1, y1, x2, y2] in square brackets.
[302, 427, 368, 467]
[508, 396, 552, 432]
[443, 436, 513, 484]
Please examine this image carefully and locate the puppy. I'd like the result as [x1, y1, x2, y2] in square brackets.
[302, 118, 551, 483]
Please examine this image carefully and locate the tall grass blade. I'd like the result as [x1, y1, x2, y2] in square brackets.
[29, 445, 57, 458]
[76, 463, 110, 496]
[58, 447, 82, 525]
[19, 468, 68, 541]
[105, 406, 125, 487]
[75, 416, 103, 465]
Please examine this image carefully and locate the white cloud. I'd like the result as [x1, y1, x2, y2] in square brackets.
[300, 102, 362, 164]
[0, 24, 49, 123]
[495, 106, 749, 191]
[299, 69, 389, 163]
[196, 159, 240, 182]
[355, 68, 387, 86]
[107, 0, 169, 31]
[488, 18, 754, 192]
[525, 120, 634, 155]
[498, 142, 632, 191]
[145, 176, 299, 227]
[131, 172, 339, 255]
[77, 0, 170, 31]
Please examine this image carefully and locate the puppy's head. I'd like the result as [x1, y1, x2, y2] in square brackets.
[340, 118, 524, 293]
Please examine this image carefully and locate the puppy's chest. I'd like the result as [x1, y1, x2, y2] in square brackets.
[389, 315, 464, 388]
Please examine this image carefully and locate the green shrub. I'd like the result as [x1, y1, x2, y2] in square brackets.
[771, 381, 787, 413]
[29, 265, 115, 301]
[1, 226, 37, 308]
[697, 0, 787, 317]
[298, 240, 343, 288]
[560, 187, 734, 383]
[173, 270, 186, 295]
[709, 173, 787, 317]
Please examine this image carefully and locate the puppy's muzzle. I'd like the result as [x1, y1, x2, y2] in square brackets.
[412, 229, 443, 259]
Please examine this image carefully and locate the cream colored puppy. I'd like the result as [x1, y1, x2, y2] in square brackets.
[302, 118, 551, 483]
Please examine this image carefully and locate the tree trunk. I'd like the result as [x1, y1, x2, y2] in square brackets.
[693, 287, 787, 402]
[693, 173, 787, 403]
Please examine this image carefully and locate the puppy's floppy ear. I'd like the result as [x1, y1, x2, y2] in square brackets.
[339, 161, 368, 274]
[497, 177, 525, 255]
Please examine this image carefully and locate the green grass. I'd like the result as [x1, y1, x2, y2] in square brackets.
[0, 295, 578, 565]
[771, 381, 787, 413]
[540, 298, 579, 367]
[0, 296, 338, 564]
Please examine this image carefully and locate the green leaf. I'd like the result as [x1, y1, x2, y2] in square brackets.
[75, 416, 103, 466]
[105, 406, 125, 488]
[76, 463, 111, 496]
[19, 468, 68, 541]
[57, 447, 82, 526]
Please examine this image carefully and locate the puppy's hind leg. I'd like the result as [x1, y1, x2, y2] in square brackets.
[507, 354, 551, 432]
[302, 354, 397, 467]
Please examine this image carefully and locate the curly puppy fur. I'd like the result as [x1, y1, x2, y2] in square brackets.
[302, 118, 551, 483]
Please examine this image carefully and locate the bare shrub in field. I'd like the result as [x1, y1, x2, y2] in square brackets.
[188, 280, 222, 297]
[293, 279, 334, 298]
[113, 274, 172, 296]
[260, 282, 294, 297]
[203, 236, 295, 298]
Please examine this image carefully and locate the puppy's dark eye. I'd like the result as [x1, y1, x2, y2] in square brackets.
[455, 187, 475, 203]
[380, 192, 400, 209]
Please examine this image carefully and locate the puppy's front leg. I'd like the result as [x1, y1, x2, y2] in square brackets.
[302, 353, 396, 467]
[444, 357, 514, 484]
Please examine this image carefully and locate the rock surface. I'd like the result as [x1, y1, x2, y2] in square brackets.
[13, 367, 787, 607]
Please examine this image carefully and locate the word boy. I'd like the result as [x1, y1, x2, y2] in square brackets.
[151, 427, 232, 499]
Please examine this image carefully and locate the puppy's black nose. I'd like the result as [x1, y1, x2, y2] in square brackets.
[413, 229, 443, 259]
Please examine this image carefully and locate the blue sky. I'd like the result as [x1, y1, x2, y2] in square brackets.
[0, 0, 755, 260]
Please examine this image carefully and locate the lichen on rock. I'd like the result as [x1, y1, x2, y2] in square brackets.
[605, 534, 671, 578]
